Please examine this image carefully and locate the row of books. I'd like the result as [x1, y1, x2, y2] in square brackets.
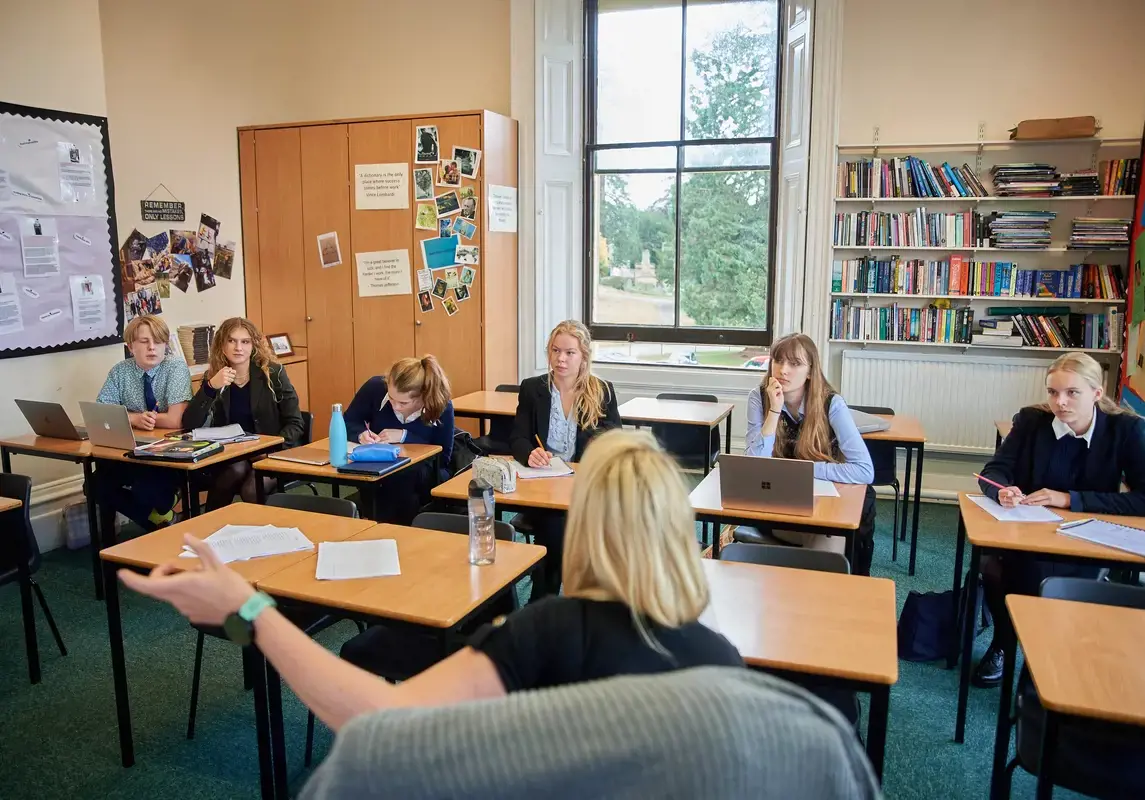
[836, 157, 988, 198]
[990, 164, 1059, 197]
[831, 258, 1125, 300]
[830, 301, 974, 344]
[987, 211, 1056, 249]
[1069, 217, 1131, 250]
[974, 310, 1121, 350]
[1100, 159, 1141, 196]
[833, 209, 988, 248]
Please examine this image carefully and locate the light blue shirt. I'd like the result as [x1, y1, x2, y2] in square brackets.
[546, 385, 577, 461]
[744, 388, 874, 485]
[96, 356, 193, 413]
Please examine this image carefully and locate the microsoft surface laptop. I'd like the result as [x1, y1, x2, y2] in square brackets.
[718, 454, 815, 516]
[78, 402, 162, 449]
[15, 400, 88, 440]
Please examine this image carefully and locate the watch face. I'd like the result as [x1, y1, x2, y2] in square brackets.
[223, 612, 253, 646]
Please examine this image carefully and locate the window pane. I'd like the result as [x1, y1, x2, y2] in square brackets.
[684, 142, 772, 169]
[684, 0, 779, 140]
[595, 146, 676, 172]
[594, 341, 770, 370]
[677, 170, 770, 329]
[595, 1, 682, 144]
[591, 173, 676, 325]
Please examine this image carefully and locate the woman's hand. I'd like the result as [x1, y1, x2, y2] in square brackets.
[377, 429, 405, 444]
[118, 534, 256, 626]
[1023, 488, 1071, 509]
[765, 376, 784, 411]
[528, 447, 551, 468]
[358, 429, 381, 444]
[209, 366, 237, 391]
[997, 486, 1025, 508]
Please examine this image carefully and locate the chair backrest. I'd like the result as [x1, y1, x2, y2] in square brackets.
[266, 492, 359, 518]
[299, 410, 314, 446]
[850, 405, 895, 416]
[651, 392, 721, 466]
[0, 473, 40, 580]
[412, 511, 515, 542]
[484, 385, 520, 444]
[720, 542, 850, 574]
[495, 384, 520, 394]
[1040, 577, 1145, 609]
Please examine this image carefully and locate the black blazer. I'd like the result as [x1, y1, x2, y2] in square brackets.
[510, 374, 622, 466]
[979, 406, 1145, 516]
[183, 362, 305, 448]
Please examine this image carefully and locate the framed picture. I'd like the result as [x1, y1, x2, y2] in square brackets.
[266, 333, 294, 357]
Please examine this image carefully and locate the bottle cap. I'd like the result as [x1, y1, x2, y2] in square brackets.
[332, 403, 343, 413]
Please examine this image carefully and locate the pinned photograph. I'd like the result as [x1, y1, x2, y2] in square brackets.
[146, 231, 169, 257]
[460, 266, 476, 286]
[169, 254, 193, 292]
[415, 203, 438, 230]
[170, 229, 198, 255]
[214, 240, 236, 279]
[155, 270, 171, 299]
[459, 186, 476, 201]
[437, 159, 461, 188]
[455, 245, 479, 265]
[415, 125, 439, 164]
[127, 285, 162, 320]
[129, 258, 157, 288]
[413, 168, 434, 201]
[459, 194, 477, 221]
[432, 277, 448, 299]
[123, 228, 148, 262]
[455, 284, 470, 302]
[435, 190, 461, 217]
[437, 218, 453, 237]
[192, 249, 216, 292]
[442, 295, 459, 316]
[453, 146, 481, 179]
[197, 213, 221, 254]
[317, 231, 342, 268]
[453, 217, 476, 240]
[444, 267, 459, 289]
[418, 291, 433, 312]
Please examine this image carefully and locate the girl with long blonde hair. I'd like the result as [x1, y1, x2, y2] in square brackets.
[510, 319, 622, 598]
[184, 317, 304, 507]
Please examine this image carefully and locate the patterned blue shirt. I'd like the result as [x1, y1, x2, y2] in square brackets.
[96, 356, 193, 413]
[546, 384, 577, 461]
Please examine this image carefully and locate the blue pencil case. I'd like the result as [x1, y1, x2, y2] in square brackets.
[349, 443, 401, 462]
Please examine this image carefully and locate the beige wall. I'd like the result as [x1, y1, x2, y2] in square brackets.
[841, 0, 1145, 142]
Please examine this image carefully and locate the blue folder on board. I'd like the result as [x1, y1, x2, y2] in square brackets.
[421, 235, 458, 270]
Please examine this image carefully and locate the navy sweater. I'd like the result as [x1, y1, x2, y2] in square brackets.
[344, 377, 455, 468]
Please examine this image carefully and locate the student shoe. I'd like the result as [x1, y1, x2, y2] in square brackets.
[971, 643, 1004, 688]
[148, 507, 175, 529]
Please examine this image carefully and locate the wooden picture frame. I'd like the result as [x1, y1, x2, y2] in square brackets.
[266, 333, 294, 357]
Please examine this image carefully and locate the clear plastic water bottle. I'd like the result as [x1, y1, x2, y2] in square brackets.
[329, 403, 348, 467]
[468, 479, 496, 565]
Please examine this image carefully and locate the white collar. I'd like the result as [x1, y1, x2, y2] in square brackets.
[381, 394, 422, 424]
[1052, 411, 1096, 447]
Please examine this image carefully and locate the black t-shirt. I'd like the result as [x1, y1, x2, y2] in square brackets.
[228, 382, 256, 433]
[468, 596, 743, 693]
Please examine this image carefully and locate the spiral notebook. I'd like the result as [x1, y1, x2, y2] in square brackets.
[1058, 518, 1145, 558]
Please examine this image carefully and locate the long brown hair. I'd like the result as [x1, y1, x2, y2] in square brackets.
[1038, 351, 1132, 417]
[209, 317, 278, 392]
[764, 333, 839, 463]
[388, 354, 451, 424]
[547, 320, 607, 429]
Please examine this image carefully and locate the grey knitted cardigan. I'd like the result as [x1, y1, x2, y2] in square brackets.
[300, 666, 882, 799]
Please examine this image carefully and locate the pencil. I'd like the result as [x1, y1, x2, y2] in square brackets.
[534, 434, 545, 451]
[973, 472, 1014, 493]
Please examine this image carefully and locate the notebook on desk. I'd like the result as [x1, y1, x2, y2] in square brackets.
[336, 457, 412, 477]
[1058, 518, 1145, 558]
[850, 409, 892, 434]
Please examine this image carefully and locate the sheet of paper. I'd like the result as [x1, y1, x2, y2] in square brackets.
[355, 163, 409, 210]
[58, 142, 94, 203]
[416, 267, 432, 292]
[1059, 519, 1145, 558]
[514, 457, 573, 479]
[0, 169, 10, 202]
[356, 249, 412, 297]
[420, 235, 458, 270]
[0, 272, 24, 335]
[967, 494, 1062, 523]
[69, 274, 105, 333]
[813, 479, 839, 497]
[179, 524, 315, 563]
[488, 184, 518, 232]
[20, 216, 60, 277]
[317, 231, 342, 268]
[316, 539, 401, 580]
[191, 423, 246, 441]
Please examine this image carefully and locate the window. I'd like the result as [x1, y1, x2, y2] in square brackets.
[585, 0, 782, 365]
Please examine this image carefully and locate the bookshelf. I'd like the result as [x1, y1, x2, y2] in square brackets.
[830, 132, 1140, 356]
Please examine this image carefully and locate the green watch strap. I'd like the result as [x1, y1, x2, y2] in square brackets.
[238, 591, 276, 624]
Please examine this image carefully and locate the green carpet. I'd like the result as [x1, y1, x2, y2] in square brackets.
[0, 499, 1085, 799]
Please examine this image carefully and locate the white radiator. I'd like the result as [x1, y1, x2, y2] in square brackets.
[841, 350, 1054, 454]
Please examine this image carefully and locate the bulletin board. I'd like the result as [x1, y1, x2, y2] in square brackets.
[0, 101, 122, 360]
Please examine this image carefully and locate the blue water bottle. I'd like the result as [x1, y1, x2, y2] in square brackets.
[329, 403, 348, 467]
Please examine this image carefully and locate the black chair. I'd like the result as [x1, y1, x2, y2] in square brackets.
[186, 491, 361, 740]
[1000, 577, 1145, 799]
[1, 474, 67, 684]
[279, 410, 319, 495]
[720, 541, 850, 575]
[650, 392, 720, 471]
[850, 405, 905, 561]
[473, 384, 519, 456]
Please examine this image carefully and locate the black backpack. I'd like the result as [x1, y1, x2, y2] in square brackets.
[897, 577, 991, 662]
[450, 428, 483, 476]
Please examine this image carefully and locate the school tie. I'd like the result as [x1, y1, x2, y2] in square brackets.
[143, 372, 158, 412]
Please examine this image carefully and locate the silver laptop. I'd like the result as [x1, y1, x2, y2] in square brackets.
[78, 402, 162, 449]
[15, 399, 88, 440]
[718, 454, 815, 516]
[850, 408, 892, 434]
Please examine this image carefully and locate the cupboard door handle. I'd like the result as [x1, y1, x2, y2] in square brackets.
[416, 320, 422, 326]
[306, 316, 313, 322]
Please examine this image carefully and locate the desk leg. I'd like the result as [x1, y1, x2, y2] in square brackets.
[899, 445, 914, 545]
[867, 685, 890, 782]
[247, 647, 277, 800]
[955, 544, 980, 743]
[266, 660, 289, 800]
[1035, 710, 1057, 800]
[724, 412, 732, 455]
[184, 475, 201, 518]
[948, 514, 967, 668]
[908, 443, 924, 576]
[711, 519, 721, 560]
[989, 635, 1018, 800]
[104, 559, 134, 767]
[83, 460, 103, 600]
[256, 472, 267, 504]
[2, 445, 10, 473]
[15, 514, 39, 684]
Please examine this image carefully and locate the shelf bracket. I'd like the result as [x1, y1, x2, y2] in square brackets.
[872, 126, 880, 159]
[976, 122, 986, 175]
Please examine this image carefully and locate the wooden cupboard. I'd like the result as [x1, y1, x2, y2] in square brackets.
[238, 110, 518, 434]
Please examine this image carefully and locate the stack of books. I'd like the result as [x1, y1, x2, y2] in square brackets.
[177, 324, 215, 366]
[985, 211, 1056, 249]
[1059, 170, 1101, 196]
[972, 319, 1023, 347]
[836, 157, 987, 198]
[1069, 218, 1131, 250]
[989, 164, 1061, 197]
[1100, 159, 1141, 195]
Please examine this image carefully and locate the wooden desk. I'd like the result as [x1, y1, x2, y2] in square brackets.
[100, 504, 374, 797]
[253, 440, 442, 520]
[0, 496, 21, 513]
[991, 596, 1145, 799]
[619, 397, 735, 475]
[689, 468, 866, 559]
[995, 419, 1013, 448]
[702, 558, 897, 778]
[951, 493, 1145, 745]
[861, 414, 927, 576]
[431, 460, 577, 512]
[451, 390, 519, 436]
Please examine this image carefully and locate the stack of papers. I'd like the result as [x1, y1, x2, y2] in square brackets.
[813, 479, 840, 498]
[967, 494, 1062, 523]
[191, 424, 250, 442]
[1059, 518, 1145, 558]
[179, 524, 314, 563]
[315, 540, 401, 580]
[514, 457, 573, 479]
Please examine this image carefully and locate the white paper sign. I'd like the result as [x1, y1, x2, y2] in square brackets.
[356, 249, 412, 297]
[488, 184, 518, 233]
[69, 274, 106, 333]
[19, 217, 60, 277]
[355, 163, 409, 210]
[0, 273, 24, 335]
[58, 142, 94, 204]
[416, 268, 432, 292]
